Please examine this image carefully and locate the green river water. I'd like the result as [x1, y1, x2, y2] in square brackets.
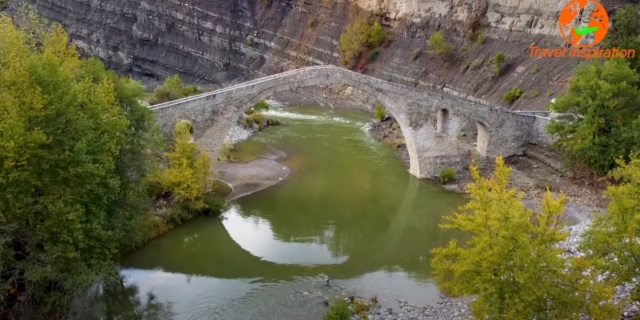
[107, 105, 467, 320]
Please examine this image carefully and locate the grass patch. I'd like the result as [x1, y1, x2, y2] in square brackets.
[323, 300, 350, 320]
[531, 64, 538, 74]
[530, 90, 539, 98]
[439, 167, 456, 184]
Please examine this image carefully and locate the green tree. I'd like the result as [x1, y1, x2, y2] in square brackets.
[339, 18, 371, 67]
[427, 31, 452, 55]
[546, 59, 640, 173]
[161, 121, 213, 206]
[430, 157, 618, 320]
[367, 21, 387, 47]
[581, 153, 640, 299]
[602, 5, 640, 74]
[0, 10, 164, 317]
[149, 75, 201, 105]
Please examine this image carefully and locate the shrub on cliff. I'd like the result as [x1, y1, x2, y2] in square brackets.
[339, 19, 389, 67]
[546, 59, 640, 174]
[245, 100, 270, 115]
[149, 75, 201, 105]
[431, 157, 618, 320]
[502, 86, 524, 104]
[580, 153, 640, 300]
[0, 9, 165, 317]
[492, 52, 505, 76]
[427, 31, 452, 56]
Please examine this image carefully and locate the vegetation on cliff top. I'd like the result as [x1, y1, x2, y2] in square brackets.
[0, 10, 222, 318]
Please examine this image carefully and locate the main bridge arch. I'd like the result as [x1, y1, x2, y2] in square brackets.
[151, 65, 546, 178]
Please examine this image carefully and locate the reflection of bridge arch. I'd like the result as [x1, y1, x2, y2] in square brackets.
[151, 66, 550, 178]
[121, 185, 451, 282]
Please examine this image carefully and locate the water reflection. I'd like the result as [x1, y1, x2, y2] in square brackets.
[102, 274, 175, 320]
[223, 205, 349, 265]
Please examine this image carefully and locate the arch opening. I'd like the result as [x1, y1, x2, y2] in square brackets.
[475, 121, 489, 156]
[436, 109, 449, 134]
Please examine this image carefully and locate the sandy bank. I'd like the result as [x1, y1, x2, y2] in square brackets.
[214, 158, 291, 201]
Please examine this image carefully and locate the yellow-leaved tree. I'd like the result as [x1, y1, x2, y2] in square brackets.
[162, 121, 212, 206]
[430, 156, 618, 320]
[581, 153, 640, 299]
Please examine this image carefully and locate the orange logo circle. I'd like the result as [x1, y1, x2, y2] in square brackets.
[558, 0, 609, 48]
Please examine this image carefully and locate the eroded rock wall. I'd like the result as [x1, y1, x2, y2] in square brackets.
[4, 0, 633, 110]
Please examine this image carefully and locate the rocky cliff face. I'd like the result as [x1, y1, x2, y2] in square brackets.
[4, 0, 632, 110]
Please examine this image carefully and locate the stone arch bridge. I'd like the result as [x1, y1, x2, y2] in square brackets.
[150, 65, 552, 178]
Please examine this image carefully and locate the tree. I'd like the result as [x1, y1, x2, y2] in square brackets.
[430, 157, 618, 319]
[339, 18, 371, 67]
[149, 75, 201, 105]
[0, 9, 164, 317]
[546, 59, 640, 173]
[602, 5, 640, 74]
[581, 153, 640, 299]
[367, 22, 387, 47]
[161, 121, 213, 206]
[427, 31, 452, 56]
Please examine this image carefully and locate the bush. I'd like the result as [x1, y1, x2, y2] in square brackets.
[149, 75, 201, 104]
[266, 117, 281, 126]
[427, 31, 452, 55]
[245, 100, 270, 115]
[308, 18, 318, 28]
[339, 19, 389, 67]
[373, 103, 386, 121]
[202, 193, 227, 216]
[476, 32, 485, 44]
[367, 49, 379, 62]
[218, 141, 234, 162]
[531, 64, 538, 74]
[410, 49, 422, 61]
[530, 90, 539, 98]
[492, 52, 506, 76]
[502, 86, 524, 104]
[323, 300, 350, 320]
[439, 167, 456, 184]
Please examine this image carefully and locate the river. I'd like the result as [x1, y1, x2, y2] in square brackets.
[105, 105, 467, 320]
